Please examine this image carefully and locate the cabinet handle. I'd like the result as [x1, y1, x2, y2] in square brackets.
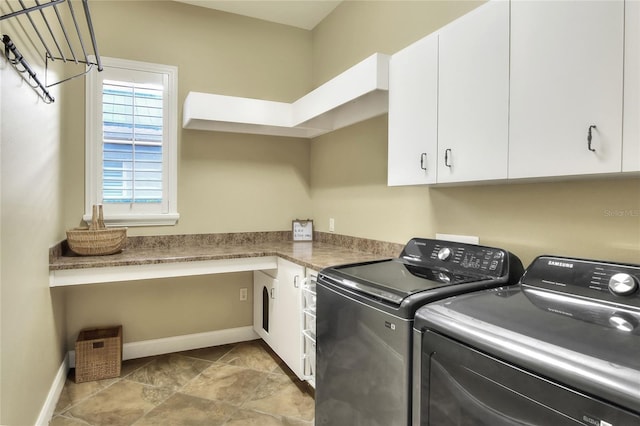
[294, 275, 300, 288]
[420, 153, 427, 171]
[444, 149, 452, 168]
[587, 125, 597, 152]
[270, 288, 275, 299]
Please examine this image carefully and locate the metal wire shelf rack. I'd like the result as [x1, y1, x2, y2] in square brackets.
[1, 0, 102, 103]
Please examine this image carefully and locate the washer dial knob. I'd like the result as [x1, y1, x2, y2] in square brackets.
[437, 247, 453, 261]
[609, 313, 637, 332]
[608, 273, 639, 296]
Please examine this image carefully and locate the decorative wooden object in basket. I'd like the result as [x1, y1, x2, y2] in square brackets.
[75, 325, 123, 383]
[66, 205, 127, 256]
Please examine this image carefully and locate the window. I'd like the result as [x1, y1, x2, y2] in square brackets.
[85, 57, 178, 226]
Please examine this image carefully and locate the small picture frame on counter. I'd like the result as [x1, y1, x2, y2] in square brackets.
[292, 219, 313, 241]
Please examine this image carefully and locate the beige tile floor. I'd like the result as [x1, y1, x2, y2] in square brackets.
[50, 340, 315, 426]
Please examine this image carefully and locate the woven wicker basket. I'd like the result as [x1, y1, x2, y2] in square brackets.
[66, 227, 127, 255]
[66, 204, 127, 255]
[75, 326, 122, 383]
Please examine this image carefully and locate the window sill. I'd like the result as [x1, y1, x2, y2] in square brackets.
[82, 213, 180, 227]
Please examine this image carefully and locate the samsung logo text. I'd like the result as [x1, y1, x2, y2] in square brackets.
[548, 260, 574, 269]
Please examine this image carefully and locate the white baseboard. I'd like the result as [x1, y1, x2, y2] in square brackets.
[35, 353, 69, 426]
[40, 326, 258, 425]
[68, 326, 259, 367]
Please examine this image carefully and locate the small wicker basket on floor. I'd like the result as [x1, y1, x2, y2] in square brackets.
[66, 204, 127, 256]
[75, 326, 123, 383]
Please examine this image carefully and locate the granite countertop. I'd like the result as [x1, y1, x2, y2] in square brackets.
[49, 231, 403, 273]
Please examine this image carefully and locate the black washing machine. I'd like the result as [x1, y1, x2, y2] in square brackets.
[315, 237, 524, 426]
[413, 255, 640, 425]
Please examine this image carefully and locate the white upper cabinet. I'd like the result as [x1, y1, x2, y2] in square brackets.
[388, 0, 508, 186]
[623, 0, 640, 172]
[437, 0, 509, 183]
[509, 0, 625, 179]
[388, 33, 439, 186]
[389, 0, 634, 185]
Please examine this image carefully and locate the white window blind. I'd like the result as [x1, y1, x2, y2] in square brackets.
[102, 81, 164, 204]
[86, 57, 178, 226]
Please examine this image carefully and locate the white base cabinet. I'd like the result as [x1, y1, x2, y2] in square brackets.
[272, 258, 305, 380]
[253, 259, 306, 380]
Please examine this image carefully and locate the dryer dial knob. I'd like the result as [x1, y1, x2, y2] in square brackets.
[608, 273, 638, 296]
[437, 247, 453, 261]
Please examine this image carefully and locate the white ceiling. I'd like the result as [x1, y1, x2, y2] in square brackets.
[173, 0, 343, 30]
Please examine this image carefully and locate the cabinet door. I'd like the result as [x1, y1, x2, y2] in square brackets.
[272, 258, 305, 379]
[624, 0, 640, 172]
[253, 271, 277, 346]
[388, 33, 438, 186]
[437, 0, 509, 183]
[509, 0, 624, 179]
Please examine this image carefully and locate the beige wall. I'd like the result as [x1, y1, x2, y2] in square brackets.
[60, 1, 314, 357]
[312, 0, 481, 85]
[311, 0, 640, 266]
[63, 273, 254, 349]
[0, 12, 67, 425]
[63, 0, 314, 235]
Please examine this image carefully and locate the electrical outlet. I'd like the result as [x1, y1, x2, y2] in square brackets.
[239, 288, 248, 301]
[329, 218, 335, 232]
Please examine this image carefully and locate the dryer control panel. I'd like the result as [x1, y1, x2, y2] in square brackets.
[521, 256, 640, 307]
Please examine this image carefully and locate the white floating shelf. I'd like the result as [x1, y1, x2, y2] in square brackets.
[182, 53, 390, 138]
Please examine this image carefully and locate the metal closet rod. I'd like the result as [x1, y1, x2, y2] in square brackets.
[1, 0, 103, 103]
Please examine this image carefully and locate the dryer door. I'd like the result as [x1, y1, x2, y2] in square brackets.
[417, 330, 640, 426]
